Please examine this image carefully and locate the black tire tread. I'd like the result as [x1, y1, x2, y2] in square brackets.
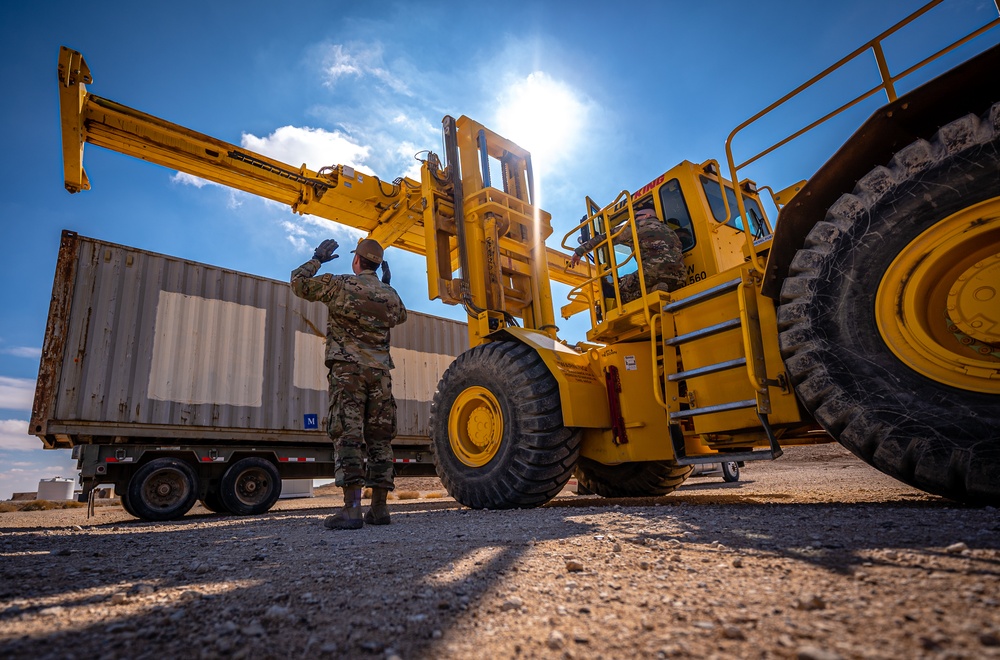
[431, 341, 582, 509]
[778, 102, 1000, 505]
[575, 456, 691, 498]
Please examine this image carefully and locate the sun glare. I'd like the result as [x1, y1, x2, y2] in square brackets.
[495, 72, 585, 168]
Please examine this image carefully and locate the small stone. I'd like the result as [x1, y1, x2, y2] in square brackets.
[264, 605, 291, 621]
[501, 596, 524, 612]
[980, 632, 1000, 647]
[111, 592, 128, 605]
[796, 646, 842, 660]
[732, 557, 744, 568]
[723, 625, 745, 640]
[242, 621, 266, 637]
[573, 632, 590, 644]
[72, 525, 83, 531]
[945, 542, 968, 554]
[795, 594, 826, 611]
[566, 560, 585, 572]
[547, 630, 565, 650]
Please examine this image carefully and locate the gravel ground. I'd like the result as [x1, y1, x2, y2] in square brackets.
[1, 443, 998, 659]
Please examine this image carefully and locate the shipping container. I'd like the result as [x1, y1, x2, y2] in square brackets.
[30, 231, 468, 520]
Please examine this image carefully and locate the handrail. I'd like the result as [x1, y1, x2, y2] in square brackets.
[561, 190, 656, 323]
[723, 0, 1000, 273]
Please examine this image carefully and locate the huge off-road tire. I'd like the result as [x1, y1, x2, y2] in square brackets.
[575, 457, 691, 498]
[431, 341, 581, 509]
[778, 104, 1000, 505]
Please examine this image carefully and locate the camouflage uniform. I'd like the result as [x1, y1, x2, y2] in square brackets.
[290, 259, 407, 489]
[575, 214, 686, 303]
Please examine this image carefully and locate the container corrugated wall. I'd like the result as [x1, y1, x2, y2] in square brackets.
[33, 232, 468, 445]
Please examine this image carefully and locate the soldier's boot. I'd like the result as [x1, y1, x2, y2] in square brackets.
[324, 486, 364, 530]
[364, 487, 391, 526]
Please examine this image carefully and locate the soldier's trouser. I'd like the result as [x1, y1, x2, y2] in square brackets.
[327, 362, 397, 489]
[618, 272, 686, 304]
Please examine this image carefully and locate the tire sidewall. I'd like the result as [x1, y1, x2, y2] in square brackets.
[219, 457, 282, 516]
[127, 457, 198, 521]
[807, 145, 1000, 441]
[432, 345, 527, 502]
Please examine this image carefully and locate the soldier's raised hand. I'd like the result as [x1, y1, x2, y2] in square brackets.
[380, 260, 391, 285]
[312, 239, 340, 263]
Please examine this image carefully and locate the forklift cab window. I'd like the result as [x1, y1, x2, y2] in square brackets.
[658, 178, 696, 251]
[699, 175, 765, 237]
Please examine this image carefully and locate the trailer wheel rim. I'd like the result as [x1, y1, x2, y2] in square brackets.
[875, 197, 1000, 394]
[233, 468, 270, 505]
[142, 468, 193, 511]
[448, 386, 504, 467]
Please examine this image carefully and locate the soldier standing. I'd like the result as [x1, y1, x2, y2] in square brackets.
[570, 208, 686, 302]
[291, 237, 407, 530]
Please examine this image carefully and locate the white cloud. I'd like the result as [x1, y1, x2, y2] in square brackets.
[281, 216, 365, 254]
[241, 125, 372, 174]
[0, 346, 41, 359]
[320, 43, 411, 95]
[0, 419, 36, 450]
[171, 172, 218, 188]
[0, 376, 34, 410]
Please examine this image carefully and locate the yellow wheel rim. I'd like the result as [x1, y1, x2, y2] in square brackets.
[876, 196, 1000, 394]
[448, 386, 504, 467]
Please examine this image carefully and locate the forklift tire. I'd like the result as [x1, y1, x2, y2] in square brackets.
[431, 341, 582, 509]
[778, 103, 1000, 505]
[219, 458, 282, 515]
[721, 461, 740, 483]
[574, 456, 691, 498]
[127, 457, 199, 521]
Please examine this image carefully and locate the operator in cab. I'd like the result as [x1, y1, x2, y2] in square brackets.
[290, 238, 407, 530]
[570, 207, 686, 303]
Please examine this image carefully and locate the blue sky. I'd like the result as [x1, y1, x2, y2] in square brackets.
[1, 0, 996, 499]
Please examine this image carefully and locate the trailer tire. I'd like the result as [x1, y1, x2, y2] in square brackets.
[219, 458, 282, 515]
[778, 103, 1000, 505]
[431, 341, 581, 509]
[574, 457, 691, 498]
[119, 488, 138, 518]
[721, 461, 740, 483]
[201, 489, 229, 514]
[127, 458, 199, 521]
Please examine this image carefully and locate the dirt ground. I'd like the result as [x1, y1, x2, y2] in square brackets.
[1, 443, 998, 659]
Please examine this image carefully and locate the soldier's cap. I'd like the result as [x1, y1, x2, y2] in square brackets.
[352, 238, 384, 265]
[635, 208, 657, 220]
